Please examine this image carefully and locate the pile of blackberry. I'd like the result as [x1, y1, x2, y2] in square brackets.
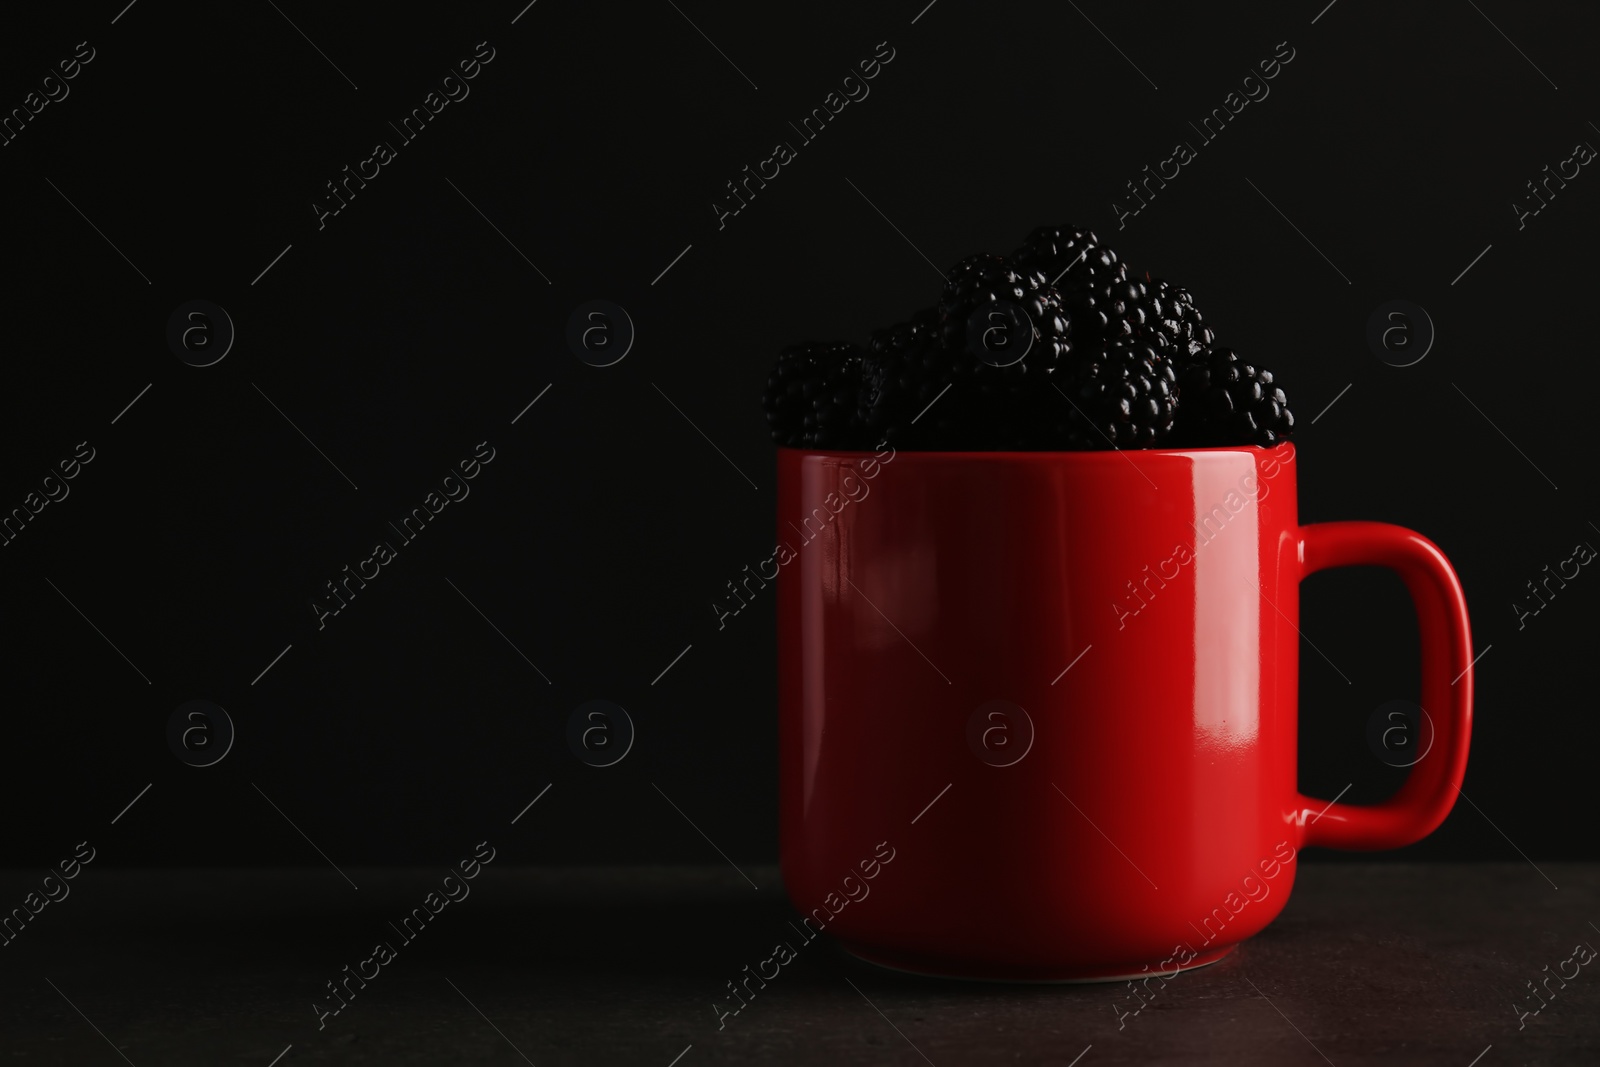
[762, 224, 1294, 450]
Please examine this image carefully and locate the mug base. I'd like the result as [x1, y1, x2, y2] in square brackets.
[839, 941, 1238, 984]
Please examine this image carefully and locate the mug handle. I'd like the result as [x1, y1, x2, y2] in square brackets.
[1293, 521, 1474, 850]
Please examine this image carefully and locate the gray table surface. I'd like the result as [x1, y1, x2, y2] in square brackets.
[0, 863, 1593, 1065]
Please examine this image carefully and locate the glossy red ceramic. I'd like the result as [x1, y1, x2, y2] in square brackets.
[776, 443, 1473, 981]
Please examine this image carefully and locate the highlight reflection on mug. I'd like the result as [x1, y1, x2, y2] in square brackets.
[967, 700, 1034, 767]
[567, 699, 635, 767]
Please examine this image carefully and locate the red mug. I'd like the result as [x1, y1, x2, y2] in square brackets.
[776, 442, 1473, 981]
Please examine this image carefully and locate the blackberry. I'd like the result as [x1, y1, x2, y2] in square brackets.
[857, 309, 939, 432]
[871, 308, 941, 359]
[1013, 226, 1138, 341]
[912, 253, 1074, 448]
[766, 222, 1298, 453]
[861, 308, 1075, 451]
[763, 341, 863, 448]
[1013, 225, 1117, 289]
[1144, 278, 1193, 323]
[859, 329, 994, 451]
[886, 333, 986, 449]
[1172, 346, 1295, 447]
[763, 344, 819, 447]
[1045, 341, 1178, 449]
[1066, 272, 1149, 344]
[935, 254, 1070, 354]
[1136, 278, 1214, 361]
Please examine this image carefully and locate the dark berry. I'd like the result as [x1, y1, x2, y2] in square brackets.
[807, 347, 865, 449]
[935, 254, 1070, 355]
[871, 308, 940, 358]
[857, 310, 938, 432]
[859, 329, 997, 450]
[1013, 225, 1118, 289]
[1046, 342, 1179, 449]
[1172, 347, 1295, 447]
[763, 341, 863, 448]
[766, 223, 1297, 453]
[863, 301, 1075, 450]
[1025, 238, 1142, 347]
[916, 253, 1075, 447]
[1136, 278, 1214, 361]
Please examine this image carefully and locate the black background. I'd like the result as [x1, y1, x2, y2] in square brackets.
[0, 0, 1593, 871]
